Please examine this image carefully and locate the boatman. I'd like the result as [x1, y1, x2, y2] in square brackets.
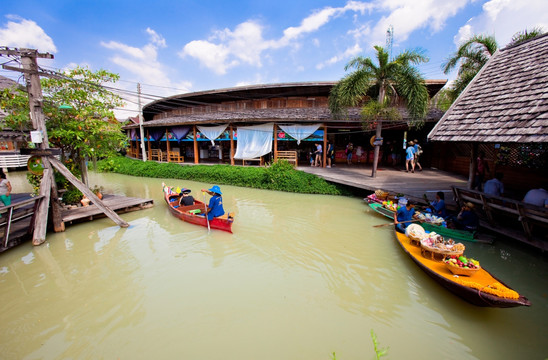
[201, 185, 225, 220]
[394, 199, 417, 233]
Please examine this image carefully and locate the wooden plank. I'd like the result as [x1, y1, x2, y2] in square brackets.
[49, 157, 129, 228]
[32, 166, 52, 245]
[61, 195, 153, 223]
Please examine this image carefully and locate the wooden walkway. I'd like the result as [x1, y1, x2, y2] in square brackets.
[298, 164, 468, 208]
[61, 194, 153, 225]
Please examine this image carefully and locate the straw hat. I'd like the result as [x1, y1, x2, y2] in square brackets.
[464, 202, 475, 209]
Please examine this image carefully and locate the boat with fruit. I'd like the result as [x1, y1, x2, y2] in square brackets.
[367, 201, 486, 243]
[393, 229, 530, 307]
[162, 183, 234, 233]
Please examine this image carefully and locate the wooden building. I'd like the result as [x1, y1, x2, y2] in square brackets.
[125, 81, 446, 167]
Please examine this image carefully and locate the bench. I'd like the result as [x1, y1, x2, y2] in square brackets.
[276, 151, 298, 166]
[241, 157, 263, 166]
[452, 186, 548, 249]
[167, 151, 184, 163]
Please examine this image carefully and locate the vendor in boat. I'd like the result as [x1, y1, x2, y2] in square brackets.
[454, 202, 479, 231]
[426, 191, 447, 218]
[179, 188, 195, 206]
[394, 199, 417, 233]
[201, 185, 225, 220]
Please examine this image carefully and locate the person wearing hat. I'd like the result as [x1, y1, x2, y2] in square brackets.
[201, 185, 225, 221]
[179, 188, 195, 206]
[455, 202, 479, 231]
[413, 139, 423, 171]
[394, 199, 417, 233]
[405, 141, 416, 173]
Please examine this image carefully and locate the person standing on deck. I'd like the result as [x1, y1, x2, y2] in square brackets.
[405, 141, 416, 173]
[346, 142, 353, 164]
[314, 143, 323, 167]
[326, 141, 334, 168]
[473, 151, 489, 191]
[394, 200, 417, 233]
[413, 139, 423, 171]
[201, 185, 225, 220]
[0, 170, 12, 206]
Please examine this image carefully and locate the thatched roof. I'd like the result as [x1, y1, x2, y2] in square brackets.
[428, 33, 548, 143]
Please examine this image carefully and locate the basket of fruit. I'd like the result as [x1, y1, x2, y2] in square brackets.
[444, 255, 480, 276]
[375, 189, 389, 200]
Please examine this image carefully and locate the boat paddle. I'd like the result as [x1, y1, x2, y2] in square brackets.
[202, 191, 211, 233]
[373, 219, 422, 228]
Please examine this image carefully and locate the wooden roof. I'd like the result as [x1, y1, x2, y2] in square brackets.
[428, 33, 548, 143]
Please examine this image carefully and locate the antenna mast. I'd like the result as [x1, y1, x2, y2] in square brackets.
[386, 25, 394, 60]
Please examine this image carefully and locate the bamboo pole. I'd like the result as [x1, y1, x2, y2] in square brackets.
[193, 125, 199, 164]
[274, 123, 278, 162]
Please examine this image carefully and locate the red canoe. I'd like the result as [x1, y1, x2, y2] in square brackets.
[162, 184, 234, 233]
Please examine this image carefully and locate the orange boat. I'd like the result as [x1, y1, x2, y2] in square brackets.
[394, 230, 530, 307]
[162, 184, 234, 233]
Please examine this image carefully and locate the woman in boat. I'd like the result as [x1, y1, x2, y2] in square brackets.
[427, 191, 447, 218]
[201, 185, 225, 221]
[454, 202, 479, 231]
[394, 200, 417, 233]
[179, 188, 195, 206]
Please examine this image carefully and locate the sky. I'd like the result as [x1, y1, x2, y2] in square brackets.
[1, 0, 547, 118]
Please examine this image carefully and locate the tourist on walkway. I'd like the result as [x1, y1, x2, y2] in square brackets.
[484, 172, 504, 197]
[0, 170, 12, 206]
[314, 142, 323, 167]
[522, 187, 548, 208]
[355, 145, 364, 163]
[405, 141, 416, 173]
[394, 200, 416, 233]
[326, 141, 334, 168]
[346, 142, 353, 164]
[201, 185, 225, 220]
[413, 139, 423, 171]
[473, 151, 489, 191]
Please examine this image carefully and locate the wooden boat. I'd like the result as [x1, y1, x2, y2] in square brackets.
[162, 184, 234, 233]
[367, 202, 489, 243]
[394, 230, 530, 307]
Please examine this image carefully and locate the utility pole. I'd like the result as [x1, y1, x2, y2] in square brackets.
[1, 47, 129, 245]
[137, 83, 147, 161]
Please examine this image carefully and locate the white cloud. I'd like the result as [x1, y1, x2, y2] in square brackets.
[179, 1, 372, 74]
[0, 16, 56, 53]
[316, 43, 362, 69]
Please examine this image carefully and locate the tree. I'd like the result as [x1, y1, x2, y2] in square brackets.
[329, 45, 429, 177]
[0, 66, 127, 185]
[442, 34, 498, 100]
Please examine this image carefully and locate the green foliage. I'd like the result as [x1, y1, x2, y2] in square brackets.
[371, 330, 388, 359]
[510, 27, 545, 46]
[96, 156, 347, 195]
[26, 173, 41, 196]
[62, 187, 83, 205]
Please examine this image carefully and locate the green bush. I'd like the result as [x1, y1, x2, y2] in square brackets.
[62, 187, 83, 204]
[96, 156, 347, 195]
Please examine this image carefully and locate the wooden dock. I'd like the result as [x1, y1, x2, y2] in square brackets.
[61, 194, 154, 225]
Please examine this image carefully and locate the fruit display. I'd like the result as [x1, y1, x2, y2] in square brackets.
[444, 255, 481, 276]
[382, 200, 399, 212]
[416, 212, 446, 226]
[420, 232, 465, 254]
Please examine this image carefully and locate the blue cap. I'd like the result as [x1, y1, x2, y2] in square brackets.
[208, 185, 222, 195]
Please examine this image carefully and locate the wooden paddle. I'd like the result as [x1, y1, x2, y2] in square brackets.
[202, 191, 211, 233]
[373, 219, 421, 228]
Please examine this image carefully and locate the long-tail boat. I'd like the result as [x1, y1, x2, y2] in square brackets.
[162, 183, 234, 233]
[367, 201, 490, 243]
[394, 230, 530, 307]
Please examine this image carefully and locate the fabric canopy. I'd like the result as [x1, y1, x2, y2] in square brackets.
[148, 128, 165, 142]
[171, 126, 191, 142]
[234, 123, 274, 160]
[197, 125, 228, 145]
[278, 123, 321, 145]
[129, 129, 137, 140]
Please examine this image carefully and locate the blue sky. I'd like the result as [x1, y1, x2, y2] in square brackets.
[1, 0, 547, 118]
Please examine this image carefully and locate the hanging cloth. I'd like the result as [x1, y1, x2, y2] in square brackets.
[197, 124, 228, 145]
[148, 128, 165, 142]
[171, 126, 191, 143]
[278, 123, 321, 144]
[129, 129, 137, 140]
[234, 123, 274, 159]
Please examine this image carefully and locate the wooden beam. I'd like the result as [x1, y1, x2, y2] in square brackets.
[322, 123, 327, 168]
[193, 125, 199, 164]
[230, 124, 235, 166]
[33, 167, 52, 245]
[49, 157, 129, 228]
[273, 123, 278, 162]
[165, 128, 171, 161]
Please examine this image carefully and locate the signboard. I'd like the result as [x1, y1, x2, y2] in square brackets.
[27, 156, 44, 175]
[20, 148, 62, 156]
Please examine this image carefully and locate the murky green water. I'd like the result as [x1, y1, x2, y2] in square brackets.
[1, 171, 547, 359]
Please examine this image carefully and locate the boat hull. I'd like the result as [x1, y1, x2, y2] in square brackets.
[394, 231, 530, 307]
[163, 186, 233, 233]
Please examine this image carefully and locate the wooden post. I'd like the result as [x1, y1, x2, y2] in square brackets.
[147, 129, 151, 160]
[322, 124, 327, 168]
[468, 143, 478, 189]
[32, 167, 52, 245]
[230, 124, 235, 166]
[193, 125, 199, 164]
[166, 128, 171, 162]
[371, 120, 382, 178]
[274, 124, 278, 162]
[47, 157, 65, 233]
[49, 157, 129, 228]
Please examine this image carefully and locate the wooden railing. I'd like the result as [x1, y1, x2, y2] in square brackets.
[276, 151, 298, 166]
[0, 195, 43, 248]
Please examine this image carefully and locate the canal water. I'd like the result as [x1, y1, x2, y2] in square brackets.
[0, 171, 547, 359]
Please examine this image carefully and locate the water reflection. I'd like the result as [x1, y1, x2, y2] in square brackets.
[0, 171, 546, 359]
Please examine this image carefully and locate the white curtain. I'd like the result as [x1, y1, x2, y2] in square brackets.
[234, 123, 274, 159]
[197, 124, 228, 145]
[278, 123, 321, 144]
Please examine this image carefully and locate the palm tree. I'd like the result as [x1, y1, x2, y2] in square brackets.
[442, 34, 498, 100]
[329, 45, 429, 178]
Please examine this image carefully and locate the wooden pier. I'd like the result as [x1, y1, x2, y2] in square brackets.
[0, 193, 153, 252]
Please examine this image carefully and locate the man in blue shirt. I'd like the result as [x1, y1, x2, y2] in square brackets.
[483, 172, 504, 197]
[405, 141, 416, 173]
[394, 200, 417, 233]
[201, 185, 225, 221]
